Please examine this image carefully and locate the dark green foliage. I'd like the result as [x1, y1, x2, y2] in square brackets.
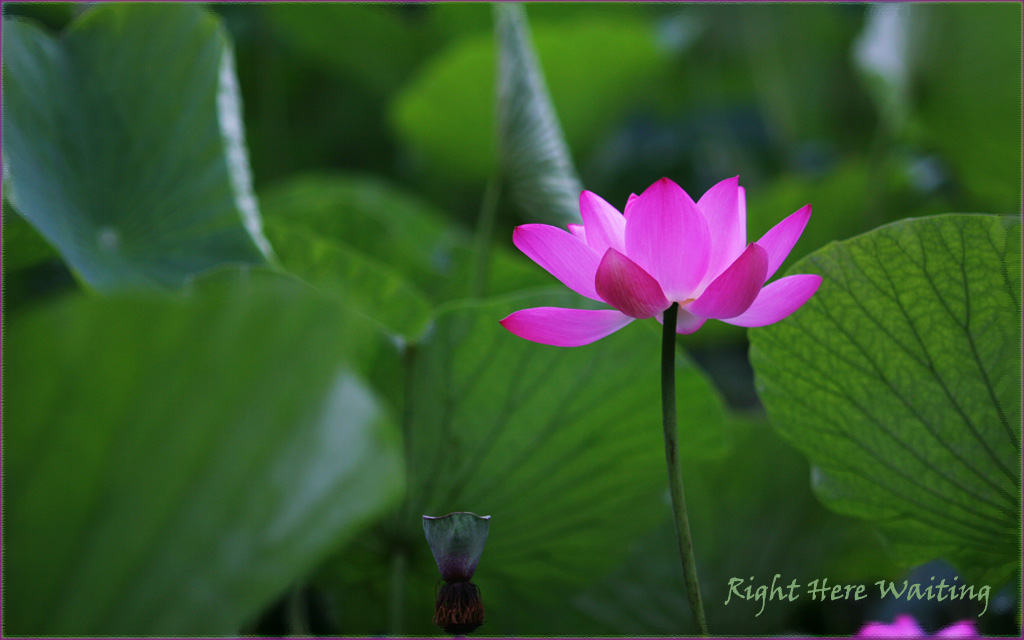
[2, 2, 1019, 636]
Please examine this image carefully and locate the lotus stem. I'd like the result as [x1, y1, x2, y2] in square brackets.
[388, 551, 406, 635]
[470, 177, 501, 298]
[661, 302, 709, 635]
[286, 584, 310, 636]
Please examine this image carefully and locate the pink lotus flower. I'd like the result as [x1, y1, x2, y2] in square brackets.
[500, 176, 822, 346]
[857, 614, 979, 637]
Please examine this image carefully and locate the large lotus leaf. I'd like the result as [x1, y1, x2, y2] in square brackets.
[1, 5, 271, 292]
[257, 173, 551, 304]
[2, 275, 404, 635]
[257, 174, 463, 298]
[263, 221, 433, 341]
[314, 290, 732, 634]
[523, 418, 897, 636]
[749, 214, 1021, 585]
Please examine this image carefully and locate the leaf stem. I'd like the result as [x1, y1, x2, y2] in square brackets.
[388, 551, 407, 635]
[469, 177, 501, 299]
[286, 584, 310, 636]
[661, 302, 708, 636]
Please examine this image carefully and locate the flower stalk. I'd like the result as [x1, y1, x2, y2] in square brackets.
[498, 175, 821, 635]
[470, 177, 501, 299]
[661, 302, 708, 636]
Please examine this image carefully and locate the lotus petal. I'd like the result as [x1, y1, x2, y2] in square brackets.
[722, 274, 822, 327]
[687, 243, 768, 319]
[625, 177, 710, 300]
[513, 224, 602, 301]
[595, 249, 670, 319]
[499, 306, 634, 347]
[579, 190, 626, 256]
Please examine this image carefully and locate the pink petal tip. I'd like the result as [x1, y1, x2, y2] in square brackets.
[500, 307, 633, 347]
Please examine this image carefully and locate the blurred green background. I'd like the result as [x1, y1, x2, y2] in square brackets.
[2, 2, 1020, 636]
[4, 2, 1021, 316]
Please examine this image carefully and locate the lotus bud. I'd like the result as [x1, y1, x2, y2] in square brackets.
[423, 512, 490, 634]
